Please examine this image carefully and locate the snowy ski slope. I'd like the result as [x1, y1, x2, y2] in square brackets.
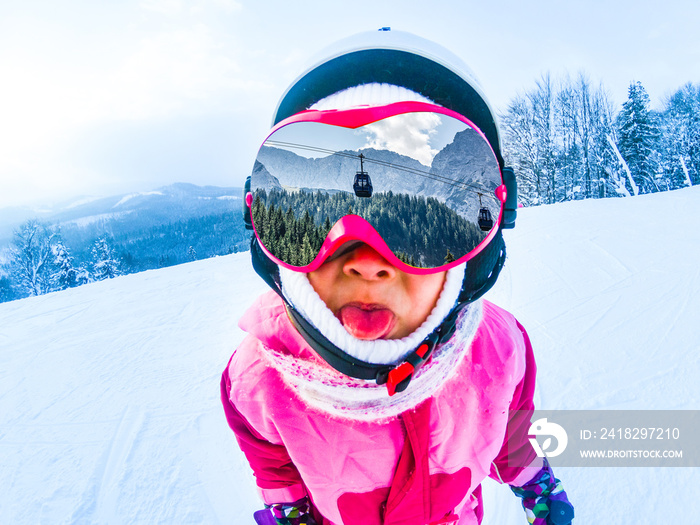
[1, 186, 699, 523]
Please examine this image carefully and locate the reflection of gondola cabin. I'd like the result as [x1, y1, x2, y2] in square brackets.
[478, 208, 493, 231]
[353, 153, 373, 197]
[477, 193, 493, 231]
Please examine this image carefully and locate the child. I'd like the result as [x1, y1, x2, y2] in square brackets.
[221, 29, 574, 525]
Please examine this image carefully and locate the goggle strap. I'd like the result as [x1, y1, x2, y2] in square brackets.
[251, 236, 284, 296]
[500, 167, 518, 229]
[243, 176, 253, 231]
[457, 241, 506, 305]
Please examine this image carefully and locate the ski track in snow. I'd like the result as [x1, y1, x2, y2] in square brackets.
[94, 406, 147, 523]
[2, 187, 700, 523]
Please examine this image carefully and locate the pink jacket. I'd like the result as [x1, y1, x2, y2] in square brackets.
[221, 291, 541, 525]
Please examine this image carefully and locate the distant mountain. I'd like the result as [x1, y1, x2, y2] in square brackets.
[0, 183, 244, 244]
[52, 182, 242, 228]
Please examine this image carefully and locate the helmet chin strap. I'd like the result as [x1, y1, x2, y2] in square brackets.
[249, 235, 505, 396]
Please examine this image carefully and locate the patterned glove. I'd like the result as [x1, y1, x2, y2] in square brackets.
[510, 459, 574, 525]
[253, 497, 317, 525]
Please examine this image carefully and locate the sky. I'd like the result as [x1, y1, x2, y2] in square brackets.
[1, 0, 699, 209]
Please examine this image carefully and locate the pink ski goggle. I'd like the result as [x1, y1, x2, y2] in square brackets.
[244, 101, 508, 275]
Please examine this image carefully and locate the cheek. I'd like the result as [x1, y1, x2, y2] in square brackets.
[307, 263, 343, 310]
[400, 273, 447, 329]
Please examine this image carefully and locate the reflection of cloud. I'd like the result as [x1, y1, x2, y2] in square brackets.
[362, 113, 442, 166]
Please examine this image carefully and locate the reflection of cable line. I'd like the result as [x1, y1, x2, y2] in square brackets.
[264, 140, 499, 200]
[266, 140, 495, 197]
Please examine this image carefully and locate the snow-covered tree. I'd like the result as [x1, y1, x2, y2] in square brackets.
[660, 83, 699, 188]
[91, 237, 121, 280]
[501, 72, 618, 204]
[501, 74, 558, 205]
[0, 275, 16, 303]
[9, 220, 56, 296]
[75, 267, 92, 286]
[575, 74, 619, 199]
[52, 240, 79, 290]
[616, 81, 662, 194]
[606, 133, 635, 196]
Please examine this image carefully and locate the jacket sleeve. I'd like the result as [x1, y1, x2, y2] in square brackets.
[220, 358, 308, 504]
[489, 320, 544, 486]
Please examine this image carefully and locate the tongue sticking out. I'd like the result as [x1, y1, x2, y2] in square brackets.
[338, 304, 396, 340]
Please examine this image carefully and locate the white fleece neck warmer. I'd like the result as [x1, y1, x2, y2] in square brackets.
[279, 263, 466, 365]
[262, 298, 483, 421]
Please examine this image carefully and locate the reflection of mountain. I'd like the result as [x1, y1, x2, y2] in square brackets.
[254, 127, 500, 224]
[429, 127, 501, 221]
[255, 146, 428, 195]
[252, 160, 282, 190]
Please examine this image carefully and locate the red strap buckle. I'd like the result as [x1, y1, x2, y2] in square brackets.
[386, 362, 415, 396]
[385, 342, 433, 396]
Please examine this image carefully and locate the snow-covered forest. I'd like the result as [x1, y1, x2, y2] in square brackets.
[0, 186, 251, 303]
[0, 214, 250, 303]
[501, 76, 698, 204]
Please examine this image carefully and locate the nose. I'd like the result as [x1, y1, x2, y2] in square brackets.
[342, 244, 397, 281]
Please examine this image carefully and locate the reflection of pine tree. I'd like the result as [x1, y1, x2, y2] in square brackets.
[252, 188, 485, 267]
[395, 251, 417, 266]
[444, 249, 456, 263]
[301, 233, 314, 265]
[321, 216, 332, 238]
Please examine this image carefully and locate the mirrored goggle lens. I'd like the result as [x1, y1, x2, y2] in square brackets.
[250, 109, 503, 269]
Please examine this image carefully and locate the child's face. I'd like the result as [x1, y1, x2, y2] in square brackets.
[308, 243, 446, 340]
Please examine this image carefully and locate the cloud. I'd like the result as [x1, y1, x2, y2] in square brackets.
[0, 12, 268, 207]
[101, 24, 244, 120]
[362, 112, 442, 166]
[140, 0, 184, 16]
[140, 0, 243, 17]
[207, 0, 242, 12]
